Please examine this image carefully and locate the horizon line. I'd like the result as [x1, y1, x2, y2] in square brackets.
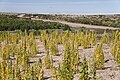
[0, 11, 120, 15]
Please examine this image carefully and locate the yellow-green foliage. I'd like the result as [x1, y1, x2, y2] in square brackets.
[60, 45, 74, 80]
[52, 67, 58, 80]
[0, 30, 112, 80]
[38, 68, 44, 80]
[74, 31, 97, 48]
[49, 41, 58, 56]
[43, 51, 53, 69]
[111, 31, 120, 65]
[101, 31, 109, 44]
[80, 56, 89, 80]
[0, 31, 39, 80]
[94, 43, 104, 69]
[40, 30, 49, 49]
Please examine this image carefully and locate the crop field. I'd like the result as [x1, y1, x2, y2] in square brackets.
[0, 30, 120, 80]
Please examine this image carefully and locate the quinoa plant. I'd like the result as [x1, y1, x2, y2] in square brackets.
[80, 55, 89, 80]
[94, 43, 104, 69]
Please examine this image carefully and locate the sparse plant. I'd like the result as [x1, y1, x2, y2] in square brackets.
[80, 55, 89, 80]
[94, 43, 104, 69]
[43, 51, 53, 69]
[101, 31, 109, 44]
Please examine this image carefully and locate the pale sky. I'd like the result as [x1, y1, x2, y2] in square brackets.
[0, 0, 120, 14]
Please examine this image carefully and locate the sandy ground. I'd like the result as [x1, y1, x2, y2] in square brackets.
[31, 18, 120, 30]
[29, 37, 120, 80]
[17, 14, 25, 18]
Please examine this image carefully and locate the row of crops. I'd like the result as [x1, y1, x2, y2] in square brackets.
[0, 30, 119, 80]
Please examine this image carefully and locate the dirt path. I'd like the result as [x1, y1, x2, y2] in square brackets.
[17, 14, 25, 18]
[31, 18, 120, 30]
